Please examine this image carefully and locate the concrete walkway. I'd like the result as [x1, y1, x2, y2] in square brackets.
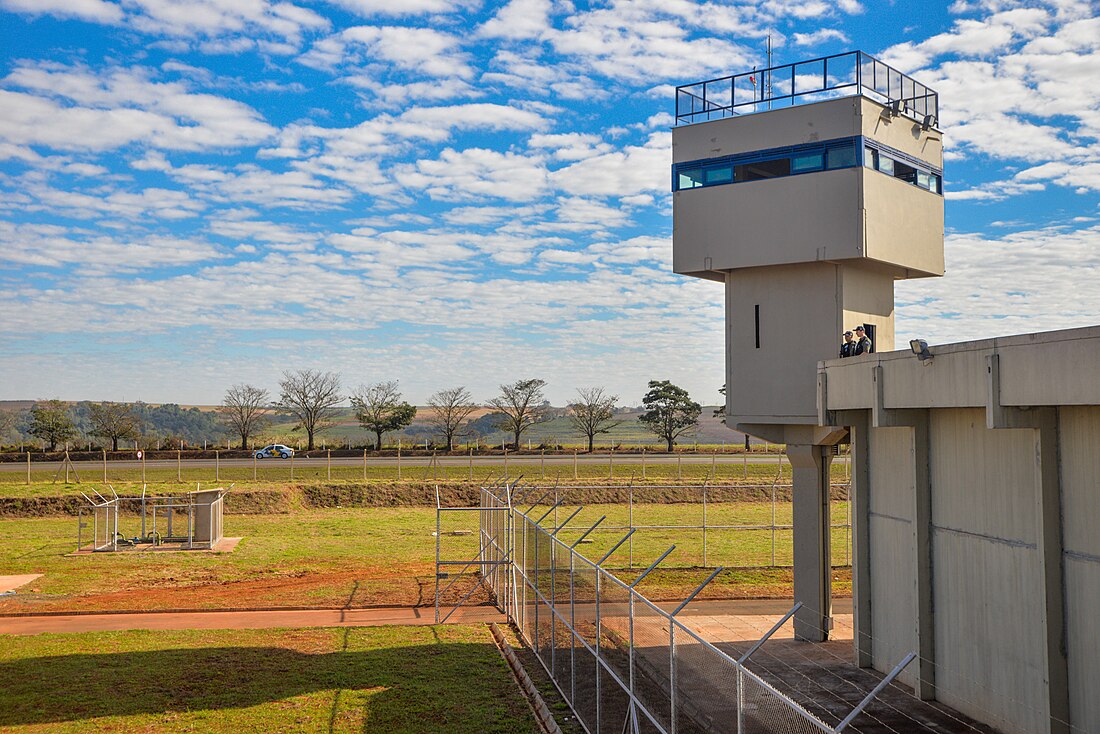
[0, 575, 42, 594]
[0, 605, 505, 635]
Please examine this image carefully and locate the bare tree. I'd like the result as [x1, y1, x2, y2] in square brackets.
[88, 402, 140, 451]
[427, 386, 479, 451]
[219, 384, 271, 450]
[568, 387, 622, 452]
[351, 381, 417, 450]
[488, 378, 548, 449]
[277, 370, 342, 450]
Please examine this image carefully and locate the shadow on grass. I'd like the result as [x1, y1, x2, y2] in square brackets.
[0, 640, 532, 733]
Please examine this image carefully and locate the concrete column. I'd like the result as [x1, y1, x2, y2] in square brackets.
[910, 411, 936, 701]
[788, 443, 833, 642]
[849, 411, 873, 668]
[987, 355, 1069, 732]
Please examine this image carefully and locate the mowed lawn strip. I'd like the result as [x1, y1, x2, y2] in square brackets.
[0, 625, 536, 734]
[0, 504, 852, 613]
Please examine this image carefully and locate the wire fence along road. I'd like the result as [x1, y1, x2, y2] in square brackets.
[0, 451, 852, 485]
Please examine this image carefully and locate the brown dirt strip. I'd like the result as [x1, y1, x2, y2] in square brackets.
[0, 604, 505, 635]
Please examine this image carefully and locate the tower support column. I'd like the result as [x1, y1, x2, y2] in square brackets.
[788, 443, 833, 642]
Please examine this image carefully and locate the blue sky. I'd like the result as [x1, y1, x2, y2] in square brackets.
[0, 0, 1097, 406]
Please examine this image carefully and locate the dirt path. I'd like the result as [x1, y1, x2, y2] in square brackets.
[0, 604, 505, 635]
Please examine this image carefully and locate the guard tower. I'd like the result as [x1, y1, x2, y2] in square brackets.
[672, 52, 945, 640]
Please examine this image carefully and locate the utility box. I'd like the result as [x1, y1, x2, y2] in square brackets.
[672, 52, 944, 429]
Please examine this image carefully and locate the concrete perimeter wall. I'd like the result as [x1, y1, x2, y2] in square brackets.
[821, 325, 1100, 734]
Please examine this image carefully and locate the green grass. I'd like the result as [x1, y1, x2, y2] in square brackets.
[0, 456, 852, 495]
[0, 502, 850, 613]
[0, 625, 536, 733]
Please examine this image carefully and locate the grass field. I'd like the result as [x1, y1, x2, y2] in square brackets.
[0, 625, 537, 733]
[0, 502, 850, 614]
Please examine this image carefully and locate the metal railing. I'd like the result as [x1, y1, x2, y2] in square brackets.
[473, 480, 879, 734]
[675, 51, 938, 127]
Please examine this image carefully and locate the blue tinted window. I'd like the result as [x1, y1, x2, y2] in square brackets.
[678, 169, 703, 189]
[792, 152, 823, 173]
[826, 143, 856, 169]
[705, 166, 733, 184]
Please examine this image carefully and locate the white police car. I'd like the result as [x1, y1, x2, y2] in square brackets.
[254, 444, 294, 459]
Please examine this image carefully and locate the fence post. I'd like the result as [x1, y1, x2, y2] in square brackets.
[253, 450, 257, 481]
[771, 480, 777, 566]
[712, 451, 717, 480]
[65, 450, 70, 484]
[628, 484, 634, 568]
[469, 448, 473, 482]
[541, 448, 545, 480]
[703, 484, 708, 567]
[363, 448, 367, 480]
[573, 449, 577, 480]
[504, 448, 509, 479]
[142, 450, 146, 484]
[641, 447, 646, 479]
[102, 449, 107, 484]
[744, 451, 748, 479]
[327, 448, 331, 481]
[215, 450, 219, 483]
[397, 441, 402, 480]
[609, 449, 613, 479]
[26, 451, 31, 486]
[677, 453, 682, 480]
[177, 450, 182, 483]
[290, 451, 294, 481]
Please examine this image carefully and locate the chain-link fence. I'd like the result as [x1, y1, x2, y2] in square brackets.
[478, 481, 842, 734]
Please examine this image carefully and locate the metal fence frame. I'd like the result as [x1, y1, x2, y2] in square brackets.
[675, 50, 939, 128]
[474, 482, 839, 734]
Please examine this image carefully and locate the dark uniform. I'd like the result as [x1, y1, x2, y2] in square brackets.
[839, 341, 855, 358]
[853, 335, 873, 355]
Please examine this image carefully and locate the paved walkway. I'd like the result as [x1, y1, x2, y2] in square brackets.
[0, 575, 42, 594]
[0, 605, 505, 635]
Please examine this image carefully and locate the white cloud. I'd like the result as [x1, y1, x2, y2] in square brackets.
[478, 0, 551, 40]
[0, 0, 122, 22]
[324, 0, 477, 15]
[300, 25, 472, 78]
[897, 223, 1100, 344]
[0, 63, 275, 152]
[793, 29, 851, 46]
[548, 131, 670, 198]
[394, 148, 550, 202]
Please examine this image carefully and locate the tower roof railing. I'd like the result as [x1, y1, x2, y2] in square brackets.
[675, 50, 938, 128]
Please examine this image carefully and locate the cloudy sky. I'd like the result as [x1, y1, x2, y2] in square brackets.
[0, 0, 1097, 406]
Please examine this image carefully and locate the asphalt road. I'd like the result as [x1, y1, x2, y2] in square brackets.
[0, 453, 828, 472]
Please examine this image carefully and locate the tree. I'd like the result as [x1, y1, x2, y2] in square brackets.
[277, 370, 342, 450]
[639, 380, 701, 452]
[351, 381, 417, 450]
[219, 384, 271, 450]
[427, 386, 479, 451]
[488, 378, 548, 449]
[568, 387, 622, 452]
[28, 399, 77, 451]
[0, 409, 17, 444]
[88, 402, 140, 451]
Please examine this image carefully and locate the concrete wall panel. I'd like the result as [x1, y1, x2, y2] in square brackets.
[867, 426, 916, 685]
[673, 97, 861, 163]
[1065, 556, 1100, 732]
[862, 170, 945, 277]
[930, 409, 1038, 544]
[1058, 405, 1100, 732]
[932, 528, 1045, 734]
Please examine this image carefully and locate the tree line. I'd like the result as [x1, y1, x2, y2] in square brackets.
[1, 372, 705, 453]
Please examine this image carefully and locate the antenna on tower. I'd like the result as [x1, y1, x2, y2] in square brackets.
[765, 34, 773, 111]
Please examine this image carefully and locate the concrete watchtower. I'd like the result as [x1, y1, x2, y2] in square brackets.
[672, 52, 945, 640]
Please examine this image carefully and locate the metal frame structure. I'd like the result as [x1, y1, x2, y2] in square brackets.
[77, 485, 228, 552]
[675, 50, 939, 127]
[436, 479, 915, 734]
